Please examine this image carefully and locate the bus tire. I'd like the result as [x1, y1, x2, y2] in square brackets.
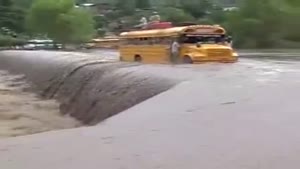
[134, 55, 142, 62]
[183, 56, 193, 64]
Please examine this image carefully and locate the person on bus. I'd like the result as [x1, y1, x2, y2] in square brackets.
[134, 17, 148, 29]
[170, 39, 180, 64]
[139, 17, 148, 29]
[149, 12, 160, 23]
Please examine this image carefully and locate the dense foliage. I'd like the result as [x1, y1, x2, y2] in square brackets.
[0, 0, 27, 46]
[0, 0, 26, 34]
[108, 0, 300, 48]
[26, 0, 95, 44]
[0, 0, 300, 48]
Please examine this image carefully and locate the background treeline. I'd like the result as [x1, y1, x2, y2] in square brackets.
[1, 0, 300, 48]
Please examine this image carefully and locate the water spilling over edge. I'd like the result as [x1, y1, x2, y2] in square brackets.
[0, 50, 178, 125]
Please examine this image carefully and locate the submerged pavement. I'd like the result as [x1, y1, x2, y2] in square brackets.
[1, 50, 300, 169]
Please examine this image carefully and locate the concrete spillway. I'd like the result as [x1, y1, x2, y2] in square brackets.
[0, 50, 178, 125]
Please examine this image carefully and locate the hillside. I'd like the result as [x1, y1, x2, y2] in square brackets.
[87, 0, 237, 7]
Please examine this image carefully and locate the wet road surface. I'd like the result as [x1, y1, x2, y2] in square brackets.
[1, 50, 300, 169]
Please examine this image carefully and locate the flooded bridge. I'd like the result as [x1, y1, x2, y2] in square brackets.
[1, 50, 300, 169]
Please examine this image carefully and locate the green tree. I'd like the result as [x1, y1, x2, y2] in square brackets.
[208, 5, 227, 23]
[27, 0, 95, 43]
[76, 0, 88, 4]
[180, 0, 213, 18]
[280, 0, 300, 42]
[0, 0, 26, 33]
[0, 0, 13, 30]
[94, 15, 107, 29]
[225, 0, 282, 48]
[285, 0, 300, 6]
[135, 0, 151, 9]
[115, 0, 136, 15]
[12, 0, 33, 8]
[159, 7, 194, 24]
[164, 0, 180, 7]
[0, 0, 12, 6]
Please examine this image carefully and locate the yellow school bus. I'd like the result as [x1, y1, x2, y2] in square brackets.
[119, 25, 238, 64]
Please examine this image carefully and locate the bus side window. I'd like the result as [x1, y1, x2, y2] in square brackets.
[138, 38, 143, 45]
[153, 38, 158, 45]
[144, 38, 149, 45]
[147, 38, 151, 45]
[149, 38, 155, 45]
[153, 38, 158, 44]
[160, 37, 166, 45]
[159, 37, 165, 44]
[132, 39, 139, 45]
[123, 39, 129, 45]
[164, 38, 171, 45]
[157, 38, 162, 44]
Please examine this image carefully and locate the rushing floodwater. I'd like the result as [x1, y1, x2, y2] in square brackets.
[1, 50, 300, 169]
[0, 70, 80, 138]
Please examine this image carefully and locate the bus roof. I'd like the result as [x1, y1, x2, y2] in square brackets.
[120, 25, 226, 38]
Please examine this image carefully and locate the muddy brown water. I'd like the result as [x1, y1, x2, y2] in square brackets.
[0, 70, 80, 138]
[0, 50, 178, 132]
[2, 50, 300, 168]
[1, 50, 299, 137]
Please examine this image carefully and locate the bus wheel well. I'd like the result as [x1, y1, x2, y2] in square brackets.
[134, 55, 142, 62]
[183, 55, 193, 64]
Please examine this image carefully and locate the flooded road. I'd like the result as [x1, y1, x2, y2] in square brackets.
[1, 50, 300, 169]
[0, 70, 80, 138]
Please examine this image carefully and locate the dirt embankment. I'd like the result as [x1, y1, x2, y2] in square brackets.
[0, 51, 178, 125]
